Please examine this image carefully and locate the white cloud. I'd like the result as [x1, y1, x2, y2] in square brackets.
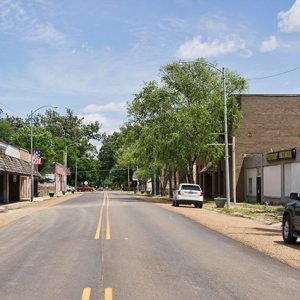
[83, 102, 127, 114]
[176, 35, 250, 59]
[81, 113, 124, 135]
[25, 22, 65, 45]
[197, 16, 230, 34]
[260, 35, 291, 53]
[278, 0, 300, 32]
[0, 1, 65, 46]
[0, 0, 28, 30]
[260, 35, 279, 52]
[158, 17, 186, 31]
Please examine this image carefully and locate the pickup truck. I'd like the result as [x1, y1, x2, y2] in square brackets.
[282, 193, 300, 244]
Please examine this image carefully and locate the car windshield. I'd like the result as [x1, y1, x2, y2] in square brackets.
[181, 185, 200, 191]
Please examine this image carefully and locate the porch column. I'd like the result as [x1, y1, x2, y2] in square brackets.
[3, 174, 9, 203]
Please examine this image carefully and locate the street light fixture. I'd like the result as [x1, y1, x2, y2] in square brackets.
[179, 60, 230, 208]
[30, 105, 58, 202]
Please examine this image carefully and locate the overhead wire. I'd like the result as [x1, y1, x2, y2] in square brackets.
[248, 66, 300, 80]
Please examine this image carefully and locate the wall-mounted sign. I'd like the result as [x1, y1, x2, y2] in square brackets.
[267, 148, 296, 162]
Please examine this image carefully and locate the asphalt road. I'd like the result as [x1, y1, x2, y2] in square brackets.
[0, 192, 299, 300]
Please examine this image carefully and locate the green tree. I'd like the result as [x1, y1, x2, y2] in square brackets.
[0, 109, 25, 142]
[98, 132, 128, 187]
[0, 119, 14, 142]
[119, 59, 248, 195]
[12, 125, 55, 174]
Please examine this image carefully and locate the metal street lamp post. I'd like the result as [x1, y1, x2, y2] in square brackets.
[75, 158, 78, 192]
[64, 143, 79, 193]
[179, 61, 230, 208]
[30, 105, 58, 202]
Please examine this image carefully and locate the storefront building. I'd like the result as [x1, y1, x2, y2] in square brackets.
[39, 162, 65, 196]
[244, 147, 300, 204]
[197, 94, 300, 202]
[0, 141, 40, 203]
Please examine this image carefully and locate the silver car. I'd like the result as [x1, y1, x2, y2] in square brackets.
[172, 183, 204, 208]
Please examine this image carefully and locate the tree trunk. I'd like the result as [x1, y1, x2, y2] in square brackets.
[168, 171, 173, 199]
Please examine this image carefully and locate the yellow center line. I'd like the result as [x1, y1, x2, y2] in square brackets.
[105, 288, 112, 300]
[81, 288, 91, 300]
[106, 193, 111, 240]
[94, 193, 106, 239]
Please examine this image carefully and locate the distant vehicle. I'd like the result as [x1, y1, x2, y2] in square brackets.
[77, 186, 94, 192]
[98, 187, 104, 191]
[173, 183, 203, 208]
[282, 193, 300, 244]
[66, 185, 75, 192]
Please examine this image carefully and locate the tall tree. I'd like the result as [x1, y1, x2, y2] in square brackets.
[118, 59, 248, 194]
[98, 132, 127, 187]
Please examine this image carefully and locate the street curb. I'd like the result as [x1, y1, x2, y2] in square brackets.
[0, 192, 76, 211]
[132, 194, 171, 204]
[0, 207, 7, 213]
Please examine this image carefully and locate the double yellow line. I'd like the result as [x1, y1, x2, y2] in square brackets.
[82, 193, 113, 300]
[81, 287, 112, 300]
[94, 192, 111, 240]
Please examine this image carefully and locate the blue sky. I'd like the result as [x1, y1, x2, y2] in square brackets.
[0, 0, 299, 134]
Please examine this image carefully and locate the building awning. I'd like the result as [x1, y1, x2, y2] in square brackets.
[0, 153, 40, 177]
[199, 162, 212, 174]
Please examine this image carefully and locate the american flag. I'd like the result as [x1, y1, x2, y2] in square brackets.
[33, 148, 42, 165]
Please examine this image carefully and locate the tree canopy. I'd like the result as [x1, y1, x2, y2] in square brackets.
[117, 59, 248, 194]
[0, 108, 101, 187]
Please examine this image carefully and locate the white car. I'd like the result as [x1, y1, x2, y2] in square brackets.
[173, 183, 204, 208]
[66, 185, 75, 192]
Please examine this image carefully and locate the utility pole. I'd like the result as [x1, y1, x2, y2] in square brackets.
[75, 159, 78, 192]
[64, 146, 67, 193]
[153, 170, 156, 196]
[222, 67, 231, 209]
[128, 166, 130, 191]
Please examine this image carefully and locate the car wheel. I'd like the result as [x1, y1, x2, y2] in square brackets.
[172, 200, 175, 206]
[282, 215, 297, 244]
[175, 201, 179, 207]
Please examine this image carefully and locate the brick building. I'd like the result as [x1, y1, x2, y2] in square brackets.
[198, 94, 300, 202]
[39, 162, 65, 196]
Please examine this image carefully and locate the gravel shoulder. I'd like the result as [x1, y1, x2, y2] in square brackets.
[157, 203, 300, 270]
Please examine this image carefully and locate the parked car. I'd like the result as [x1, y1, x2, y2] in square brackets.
[66, 185, 75, 192]
[173, 183, 203, 208]
[77, 186, 94, 192]
[282, 193, 300, 244]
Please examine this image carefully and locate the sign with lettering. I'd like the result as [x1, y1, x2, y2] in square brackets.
[267, 148, 296, 162]
[266, 152, 278, 161]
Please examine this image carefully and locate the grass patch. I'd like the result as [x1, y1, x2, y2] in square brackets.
[206, 202, 284, 224]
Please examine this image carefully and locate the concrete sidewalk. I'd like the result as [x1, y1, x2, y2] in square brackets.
[0, 192, 76, 212]
[0, 196, 50, 212]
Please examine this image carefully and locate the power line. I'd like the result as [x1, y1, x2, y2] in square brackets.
[248, 66, 300, 80]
